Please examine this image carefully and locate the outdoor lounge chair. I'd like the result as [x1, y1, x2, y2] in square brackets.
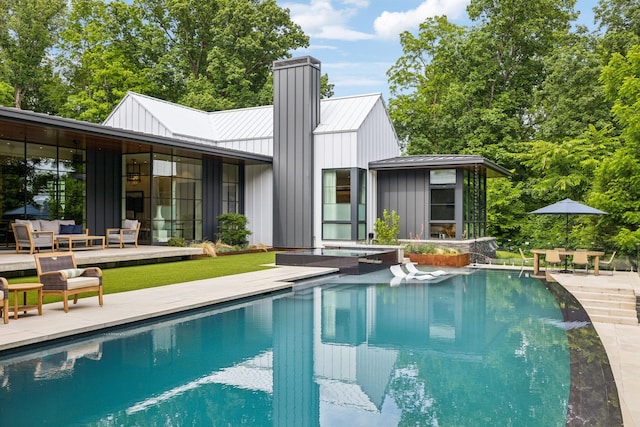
[599, 251, 616, 275]
[405, 263, 448, 277]
[34, 252, 103, 313]
[519, 248, 533, 266]
[11, 222, 54, 254]
[1, 277, 8, 324]
[106, 219, 140, 248]
[572, 250, 590, 274]
[390, 264, 435, 281]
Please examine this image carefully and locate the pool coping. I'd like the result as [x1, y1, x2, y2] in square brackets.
[0, 265, 339, 352]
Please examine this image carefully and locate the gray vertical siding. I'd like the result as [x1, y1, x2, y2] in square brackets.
[86, 147, 121, 234]
[376, 170, 429, 239]
[272, 57, 320, 248]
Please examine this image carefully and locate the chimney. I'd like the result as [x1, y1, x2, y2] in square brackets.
[272, 56, 321, 248]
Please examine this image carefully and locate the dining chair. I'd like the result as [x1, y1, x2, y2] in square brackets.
[545, 250, 562, 271]
[572, 250, 590, 274]
[599, 251, 616, 275]
[519, 248, 533, 266]
[554, 248, 567, 264]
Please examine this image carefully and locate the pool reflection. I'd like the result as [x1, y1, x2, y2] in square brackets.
[0, 270, 612, 426]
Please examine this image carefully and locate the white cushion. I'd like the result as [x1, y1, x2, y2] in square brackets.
[39, 220, 59, 232]
[123, 219, 138, 230]
[16, 219, 37, 231]
[66, 276, 100, 290]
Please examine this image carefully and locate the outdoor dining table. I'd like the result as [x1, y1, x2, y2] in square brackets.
[531, 249, 605, 276]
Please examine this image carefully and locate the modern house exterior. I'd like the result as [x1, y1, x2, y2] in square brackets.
[0, 56, 509, 250]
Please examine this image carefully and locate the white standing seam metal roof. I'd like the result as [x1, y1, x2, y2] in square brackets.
[125, 92, 215, 140]
[210, 105, 273, 141]
[314, 93, 382, 134]
[108, 92, 386, 147]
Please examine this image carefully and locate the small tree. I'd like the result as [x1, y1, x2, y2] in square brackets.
[373, 209, 400, 245]
[216, 213, 252, 246]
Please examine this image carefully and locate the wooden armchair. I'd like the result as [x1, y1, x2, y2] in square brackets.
[34, 252, 103, 312]
[11, 222, 54, 254]
[1, 277, 8, 324]
[106, 219, 140, 248]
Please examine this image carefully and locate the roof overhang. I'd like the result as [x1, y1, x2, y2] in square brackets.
[369, 155, 511, 178]
[0, 107, 272, 164]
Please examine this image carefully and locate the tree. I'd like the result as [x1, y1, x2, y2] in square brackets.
[594, 0, 640, 56]
[320, 74, 334, 99]
[138, 0, 308, 111]
[582, 44, 640, 252]
[601, 45, 640, 147]
[387, 16, 468, 154]
[0, 0, 66, 109]
[486, 178, 525, 246]
[57, 0, 162, 122]
[388, 0, 578, 158]
[531, 30, 612, 141]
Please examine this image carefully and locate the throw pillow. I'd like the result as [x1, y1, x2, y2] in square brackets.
[59, 224, 75, 234]
[72, 225, 83, 234]
[60, 268, 85, 278]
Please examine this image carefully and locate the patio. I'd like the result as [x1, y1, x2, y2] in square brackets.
[0, 245, 204, 276]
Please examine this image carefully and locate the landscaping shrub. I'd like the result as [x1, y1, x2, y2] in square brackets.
[216, 213, 252, 246]
[373, 209, 400, 245]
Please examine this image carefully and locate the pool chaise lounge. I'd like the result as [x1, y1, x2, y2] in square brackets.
[405, 263, 449, 277]
[390, 264, 436, 281]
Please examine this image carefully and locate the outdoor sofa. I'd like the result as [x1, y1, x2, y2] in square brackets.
[11, 219, 88, 254]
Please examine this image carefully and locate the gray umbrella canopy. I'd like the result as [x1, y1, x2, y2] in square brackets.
[530, 198, 607, 248]
[3, 204, 48, 218]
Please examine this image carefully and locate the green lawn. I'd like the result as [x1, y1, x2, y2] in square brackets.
[8, 251, 277, 306]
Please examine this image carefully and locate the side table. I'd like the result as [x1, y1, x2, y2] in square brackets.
[8, 283, 43, 320]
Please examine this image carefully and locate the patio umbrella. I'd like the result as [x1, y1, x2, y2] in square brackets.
[529, 198, 607, 250]
[3, 204, 48, 219]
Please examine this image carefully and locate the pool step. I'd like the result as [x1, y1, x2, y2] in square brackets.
[588, 313, 639, 326]
[562, 284, 638, 325]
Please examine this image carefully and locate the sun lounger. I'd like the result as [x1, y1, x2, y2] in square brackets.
[405, 263, 448, 277]
[390, 264, 435, 281]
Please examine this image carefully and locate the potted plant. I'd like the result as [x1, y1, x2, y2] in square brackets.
[405, 244, 470, 267]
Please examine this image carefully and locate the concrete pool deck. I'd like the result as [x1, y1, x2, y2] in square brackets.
[0, 264, 638, 426]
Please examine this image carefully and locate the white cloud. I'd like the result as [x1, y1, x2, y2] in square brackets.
[284, 0, 374, 41]
[373, 0, 470, 39]
[343, 0, 369, 7]
[309, 44, 339, 50]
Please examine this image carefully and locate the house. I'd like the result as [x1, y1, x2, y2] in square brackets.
[0, 56, 508, 252]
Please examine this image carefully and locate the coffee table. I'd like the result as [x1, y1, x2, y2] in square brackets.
[56, 235, 105, 251]
[8, 283, 43, 319]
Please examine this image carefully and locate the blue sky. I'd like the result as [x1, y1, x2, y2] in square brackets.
[279, 0, 601, 100]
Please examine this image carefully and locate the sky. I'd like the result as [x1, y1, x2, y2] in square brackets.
[278, 0, 601, 101]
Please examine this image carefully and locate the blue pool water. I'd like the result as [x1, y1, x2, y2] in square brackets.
[0, 269, 619, 426]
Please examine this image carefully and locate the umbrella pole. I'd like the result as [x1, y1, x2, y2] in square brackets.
[564, 214, 569, 272]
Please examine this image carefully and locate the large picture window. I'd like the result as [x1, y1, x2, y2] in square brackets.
[322, 168, 366, 241]
[123, 152, 202, 244]
[429, 169, 456, 239]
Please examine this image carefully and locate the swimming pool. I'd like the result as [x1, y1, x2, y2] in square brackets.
[0, 269, 621, 426]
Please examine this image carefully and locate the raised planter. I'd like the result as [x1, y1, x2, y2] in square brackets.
[407, 252, 470, 267]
